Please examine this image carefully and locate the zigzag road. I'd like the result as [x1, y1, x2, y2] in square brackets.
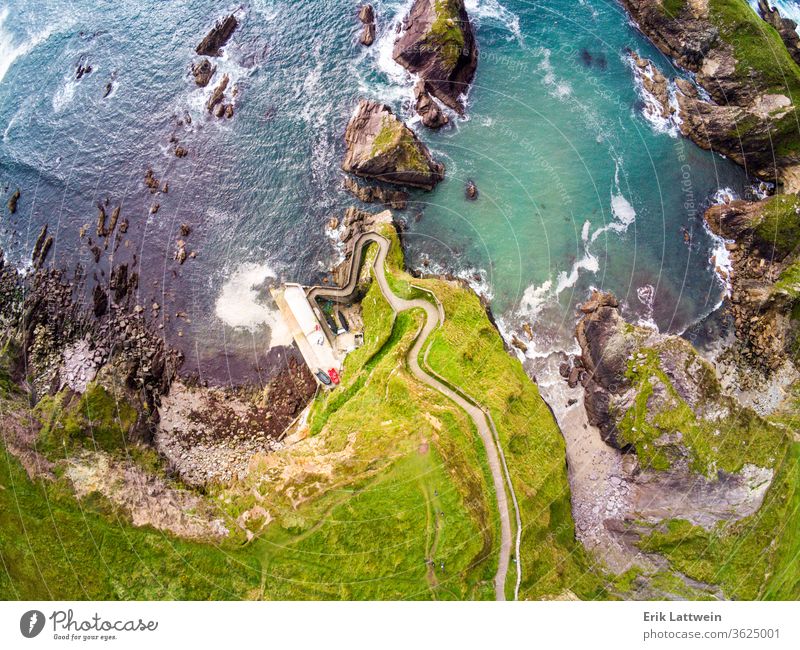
[308, 232, 519, 600]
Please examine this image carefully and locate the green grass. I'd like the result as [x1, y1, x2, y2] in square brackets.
[660, 0, 687, 18]
[753, 194, 800, 259]
[427, 0, 467, 69]
[616, 342, 785, 476]
[374, 224, 605, 600]
[36, 382, 139, 457]
[369, 115, 431, 173]
[639, 443, 800, 599]
[706, 0, 800, 157]
[0, 445, 261, 599]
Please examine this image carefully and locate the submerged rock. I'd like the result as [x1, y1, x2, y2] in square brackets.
[342, 99, 444, 190]
[465, 179, 478, 200]
[393, 0, 478, 114]
[196, 14, 238, 57]
[7, 189, 20, 214]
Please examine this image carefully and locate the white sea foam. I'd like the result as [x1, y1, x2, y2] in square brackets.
[636, 284, 659, 330]
[0, 7, 62, 86]
[215, 262, 293, 346]
[465, 0, 523, 44]
[519, 279, 552, 320]
[712, 187, 738, 204]
[52, 74, 79, 113]
[591, 192, 637, 243]
[536, 47, 573, 100]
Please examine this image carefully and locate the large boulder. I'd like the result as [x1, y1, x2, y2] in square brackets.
[342, 99, 444, 190]
[393, 0, 477, 114]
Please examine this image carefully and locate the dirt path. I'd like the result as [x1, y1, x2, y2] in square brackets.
[308, 232, 516, 600]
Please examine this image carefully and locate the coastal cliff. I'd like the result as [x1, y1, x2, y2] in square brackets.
[393, 0, 478, 114]
[705, 194, 800, 374]
[621, 0, 800, 189]
[568, 289, 799, 598]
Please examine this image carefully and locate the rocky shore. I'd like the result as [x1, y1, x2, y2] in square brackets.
[621, 0, 800, 189]
[552, 289, 792, 586]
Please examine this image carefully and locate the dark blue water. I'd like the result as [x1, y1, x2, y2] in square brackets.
[0, 0, 756, 381]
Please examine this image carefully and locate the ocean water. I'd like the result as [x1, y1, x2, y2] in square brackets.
[0, 0, 757, 383]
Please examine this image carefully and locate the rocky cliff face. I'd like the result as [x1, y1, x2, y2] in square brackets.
[393, 0, 478, 114]
[705, 194, 800, 373]
[621, 0, 800, 189]
[342, 99, 445, 189]
[566, 290, 796, 588]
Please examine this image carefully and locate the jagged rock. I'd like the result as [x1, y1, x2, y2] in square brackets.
[7, 189, 20, 214]
[358, 4, 376, 46]
[31, 225, 52, 269]
[92, 285, 108, 318]
[413, 79, 449, 129]
[343, 176, 409, 209]
[758, 0, 800, 66]
[393, 0, 478, 114]
[705, 195, 800, 373]
[465, 179, 478, 200]
[342, 99, 444, 190]
[196, 14, 238, 57]
[144, 168, 159, 192]
[620, 0, 800, 189]
[511, 335, 527, 353]
[206, 73, 229, 113]
[175, 146, 188, 158]
[75, 61, 92, 80]
[191, 58, 216, 87]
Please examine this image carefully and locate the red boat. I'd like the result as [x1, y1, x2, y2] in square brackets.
[328, 368, 340, 384]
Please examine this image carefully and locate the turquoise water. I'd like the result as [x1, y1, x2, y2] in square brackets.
[0, 0, 756, 380]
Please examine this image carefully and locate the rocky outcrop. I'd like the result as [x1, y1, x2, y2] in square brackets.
[196, 14, 238, 57]
[191, 58, 215, 87]
[705, 194, 800, 372]
[393, 0, 478, 114]
[413, 79, 449, 129]
[342, 99, 445, 190]
[621, 0, 800, 189]
[343, 176, 408, 209]
[758, 0, 800, 66]
[358, 4, 376, 46]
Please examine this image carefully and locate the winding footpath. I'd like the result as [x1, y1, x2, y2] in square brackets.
[308, 232, 520, 600]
